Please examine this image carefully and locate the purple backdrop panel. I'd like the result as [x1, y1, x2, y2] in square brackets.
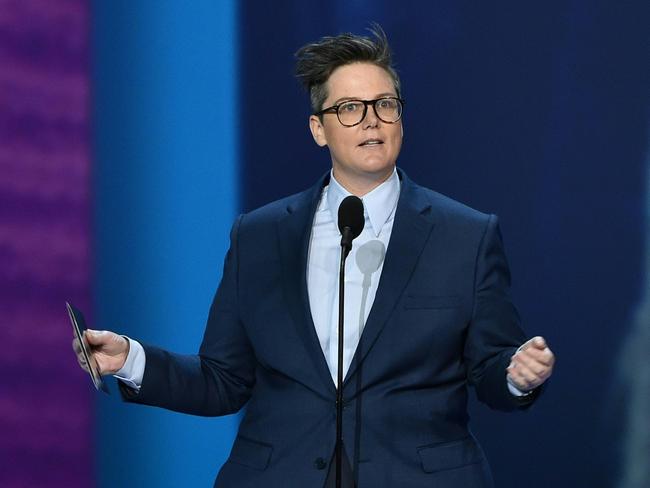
[0, 1, 93, 487]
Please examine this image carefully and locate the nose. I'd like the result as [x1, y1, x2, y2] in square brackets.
[362, 103, 379, 129]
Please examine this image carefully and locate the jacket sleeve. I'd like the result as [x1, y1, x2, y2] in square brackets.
[119, 214, 256, 416]
[463, 214, 541, 411]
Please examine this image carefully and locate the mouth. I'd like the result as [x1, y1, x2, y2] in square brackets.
[358, 138, 384, 147]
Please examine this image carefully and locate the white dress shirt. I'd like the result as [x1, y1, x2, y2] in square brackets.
[307, 169, 399, 385]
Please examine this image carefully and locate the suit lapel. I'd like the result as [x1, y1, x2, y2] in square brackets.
[277, 173, 337, 395]
[344, 172, 436, 386]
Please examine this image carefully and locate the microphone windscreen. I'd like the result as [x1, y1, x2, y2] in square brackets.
[338, 195, 365, 239]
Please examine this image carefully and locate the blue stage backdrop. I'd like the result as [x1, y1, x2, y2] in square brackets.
[238, 2, 650, 488]
[93, 2, 239, 487]
[88, 2, 650, 488]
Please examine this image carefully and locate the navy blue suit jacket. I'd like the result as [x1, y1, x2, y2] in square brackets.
[121, 170, 536, 487]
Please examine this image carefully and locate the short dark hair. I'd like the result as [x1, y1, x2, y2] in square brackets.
[295, 24, 401, 114]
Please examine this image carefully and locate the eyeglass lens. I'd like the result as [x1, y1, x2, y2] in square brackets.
[337, 98, 402, 126]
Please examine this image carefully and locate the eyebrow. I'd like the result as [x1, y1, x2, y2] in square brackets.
[332, 93, 397, 105]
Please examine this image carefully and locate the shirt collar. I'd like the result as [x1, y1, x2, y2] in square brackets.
[326, 168, 401, 237]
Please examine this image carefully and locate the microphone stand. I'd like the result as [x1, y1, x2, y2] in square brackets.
[330, 195, 362, 488]
[336, 227, 353, 488]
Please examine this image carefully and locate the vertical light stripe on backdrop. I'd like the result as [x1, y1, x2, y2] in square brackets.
[93, 2, 239, 486]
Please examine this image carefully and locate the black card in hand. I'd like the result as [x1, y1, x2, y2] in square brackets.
[66, 302, 110, 394]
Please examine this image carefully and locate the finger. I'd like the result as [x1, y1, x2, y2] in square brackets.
[507, 364, 538, 390]
[506, 369, 534, 391]
[521, 346, 555, 367]
[512, 361, 539, 384]
[84, 329, 117, 351]
[85, 329, 126, 353]
[76, 353, 90, 373]
[73, 338, 90, 367]
[532, 336, 547, 349]
[72, 337, 103, 375]
[84, 329, 104, 346]
[512, 350, 550, 377]
[520, 336, 547, 352]
[509, 349, 546, 382]
[76, 349, 86, 365]
[543, 346, 555, 366]
[89, 355, 103, 376]
[517, 353, 553, 382]
[510, 352, 552, 386]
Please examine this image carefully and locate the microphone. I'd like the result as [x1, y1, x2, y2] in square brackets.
[338, 196, 364, 257]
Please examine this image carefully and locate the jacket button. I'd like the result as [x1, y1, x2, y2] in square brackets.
[314, 457, 327, 470]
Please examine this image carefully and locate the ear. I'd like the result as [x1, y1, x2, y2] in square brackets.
[309, 115, 328, 147]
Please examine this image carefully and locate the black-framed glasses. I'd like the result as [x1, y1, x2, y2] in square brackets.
[314, 97, 404, 127]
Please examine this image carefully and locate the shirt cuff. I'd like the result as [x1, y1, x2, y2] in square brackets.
[113, 337, 145, 391]
[507, 377, 532, 397]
